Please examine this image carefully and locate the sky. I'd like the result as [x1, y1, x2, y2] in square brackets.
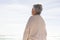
[0, 0, 60, 40]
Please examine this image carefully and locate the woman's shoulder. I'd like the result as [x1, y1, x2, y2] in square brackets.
[29, 15, 45, 21]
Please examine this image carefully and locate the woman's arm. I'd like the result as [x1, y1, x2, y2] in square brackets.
[23, 16, 32, 40]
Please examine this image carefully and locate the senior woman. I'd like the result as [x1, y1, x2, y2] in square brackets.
[23, 4, 47, 40]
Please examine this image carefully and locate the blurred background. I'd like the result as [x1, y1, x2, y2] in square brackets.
[0, 0, 60, 40]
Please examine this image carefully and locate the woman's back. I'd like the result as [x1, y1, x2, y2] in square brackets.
[23, 15, 47, 40]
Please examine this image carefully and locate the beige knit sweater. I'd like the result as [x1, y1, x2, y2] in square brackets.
[23, 15, 47, 40]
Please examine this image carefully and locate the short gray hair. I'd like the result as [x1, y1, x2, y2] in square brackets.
[33, 4, 43, 15]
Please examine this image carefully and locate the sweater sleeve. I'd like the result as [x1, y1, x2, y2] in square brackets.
[23, 16, 40, 40]
[23, 16, 32, 40]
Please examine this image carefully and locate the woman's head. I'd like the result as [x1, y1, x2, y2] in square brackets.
[32, 4, 43, 15]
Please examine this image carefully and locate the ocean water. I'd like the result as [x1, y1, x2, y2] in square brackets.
[0, 35, 60, 40]
[47, 36, 60, 40]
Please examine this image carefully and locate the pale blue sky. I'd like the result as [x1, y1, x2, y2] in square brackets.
[0, 0, 60, 40]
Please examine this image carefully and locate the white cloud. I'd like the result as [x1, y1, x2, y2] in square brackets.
[44, 7, 60, 19]
[0, 4, 32, 40]
[0, 4, 31, 36]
